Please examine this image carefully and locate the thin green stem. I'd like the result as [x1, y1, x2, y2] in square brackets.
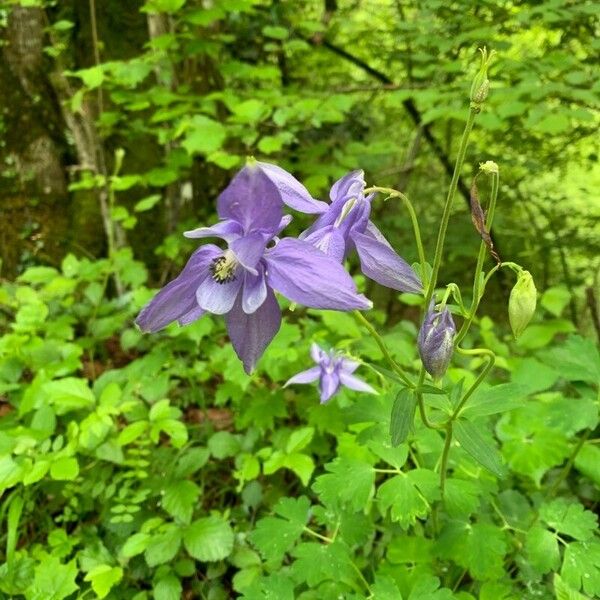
[424, 107, 478, 307]
[439, 423, 453, 499]
[546, 429, 591, 498]
[303, 526, 333, 544]
[353, 311, 413, 388]
[364, 186, 426, 276]
[452, 347, 495, 417]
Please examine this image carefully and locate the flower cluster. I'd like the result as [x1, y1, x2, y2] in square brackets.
[137, 161, 421, 373]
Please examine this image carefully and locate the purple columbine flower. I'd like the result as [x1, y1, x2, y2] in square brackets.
[300, 170, 422, 294]
[136, 162, 371, 374]
[285, 343, 376, 403]
[418, 302, 456, 379]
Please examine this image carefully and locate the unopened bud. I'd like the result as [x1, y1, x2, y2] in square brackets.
[509, 270, 536, 338]
[470, 47, 495, 106]
[479, 160, 499, 175]
[418, 302, 456, 379]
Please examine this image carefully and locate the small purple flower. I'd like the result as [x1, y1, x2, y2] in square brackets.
[136, 162, 371, 374]
[300, 170, 422, 294]
[418, 302, 456, 379]
[285, 343, 376, 403]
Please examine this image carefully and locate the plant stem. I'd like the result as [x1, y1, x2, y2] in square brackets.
[439, 422, 453, 499]
[353, 311, 413, 388]
[546, 429, 591, 498]
[451, 347, 496, 417]
[424, 106, 478, 307]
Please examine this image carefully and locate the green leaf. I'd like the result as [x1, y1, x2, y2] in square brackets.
[49, 457, 79, 481]
[249, 516, 304, 563]
[444, 478, 480, 517]
[286, 427, 314, 454]
[526, 525, 560, 575]
[120, 533, 151, 558]
[145, 525, 182, 567]
[541, 336, 600, 385]
[541, 286, 572, 317]
[540, 499, 598, 541]
[143, 0, 187, 13]
[208, 431, 241, 459]
[313, 457, 374, 511]
[561, 540, 600, 597]
[181, 115, 226, 156]
[554, 573, 590, 600]
[262, 25, 288, 40]
[290, 541, 355, 587]
[84, 565, 123, 599]
[75, 65, 104, 88]
[183, 517, 234, 562]
[162, 480, 201, 524]
[25, 557, 78, 600]
[134, 194, 162, 212]
[42, 378, 95, 414]
[574, 444, 600, 487]
[454, 419, 506, 478]
[153, 574, 182, 600]
[390, 388, 417, 446]
[377, 472, 430, 528]
[460, 384, 526, 419]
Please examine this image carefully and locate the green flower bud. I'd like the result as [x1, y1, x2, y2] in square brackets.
[509, 270, 537, 338]
[470, 47, 495, 106]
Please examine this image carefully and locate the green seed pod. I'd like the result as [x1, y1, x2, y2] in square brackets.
[509, 270, 537, 338]
[470, 47, 495, 106]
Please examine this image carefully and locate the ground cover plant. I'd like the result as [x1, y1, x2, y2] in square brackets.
[1, 1, 599, 599]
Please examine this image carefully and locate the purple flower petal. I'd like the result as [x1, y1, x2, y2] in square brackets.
[136, 245, 219, 332]
[242, 264, 267, 314]
[352, 231, 423, 294]
[341, 358, 359, 374]
[178, 305, 205, 326]
[196, 269, 242, 314]
[284, 366, 321, 386]
[256, 161, 328, 214]
[217, 164, 283, 234]
[302, 225, 346, 263]
[184, 219, 243, 242]
[265, 238, 371, 310]
[339, 371, 376, 394]
[320, 372, 340, 403]
[365, 220, 393, 249]
[330, 170, 365, 202]
[310, 342, 324, 363]
[230, 233, 268, 274]
[225, 289, 282, 374]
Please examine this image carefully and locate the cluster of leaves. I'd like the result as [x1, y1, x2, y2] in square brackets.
[0, 251, 598, 599]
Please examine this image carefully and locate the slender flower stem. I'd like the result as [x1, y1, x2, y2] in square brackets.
[546, 429, 591, 498]
[455, 171, 499, 344]
[424, 107, 478, 307]
[451, 347, 496, 417]
[439, 422, 453, 498]
[353, 311, 413, 388]
[303, 526, 333, 543]
[364, 186, 427, 277]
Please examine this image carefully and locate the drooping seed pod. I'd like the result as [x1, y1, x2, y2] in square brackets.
[509, 270, 537, 338]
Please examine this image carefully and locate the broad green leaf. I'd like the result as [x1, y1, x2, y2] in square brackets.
[145, 525, 182, 567]
[181, 115, 226, 156]
[120, 533, 151, 558]
[183, 517, 234, 562]
[540, 499, 597, 541]
[561, 540, 600, 597]
[25, 557, 78, 600]
[208, 431, 241, 459]
[49, 457, 79, 481]
[574, 444, 600, 487]
[454, 419, 506, 478]
[313, 458, 374, 511]
[249, 516, 304, 563]
[153, 574, 182, 600]
[390, 388, 416, 446]
[286, 427, 314, 454]
[460, 383, 526, 418]
[526, 525, 560, 574]
[42, 378, 95, 414]
[84, 565, 123, 599]
[162, 480, 201, 524]
[541, 286, 571, 317]
[444, 478, 480, 517]
[377, 473, 429, 528]
[290, 542, 355, 587]
[134, 194, 162, 212]
[541, 335, 600, 385]
[554, 573, 590, 600]
[274, 496, 310, 526]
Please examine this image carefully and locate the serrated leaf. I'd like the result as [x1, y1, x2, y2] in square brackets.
[145, 526, 182, 567]
[120, 532, 151, 558]
[162, 480, 201, 524]
[574, 444, 600, 487]
[312, 458, 374, 511]
[181, 115, 226, 156]
[183, 517, 234, 562]
[554, 573, 590, 600]
[249, 516, 304, 562]
[454, 419, 506, 478]
[377, 473, 430, 528]
[25, 557, 78, 600]
[540, 499, 598, 541]
[444, 478, 480, 517]
[561, 540, 600, 597]
[84, 565, 123, 599]
[390, 388, 416, 446]
[526, 525, 560, 574]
